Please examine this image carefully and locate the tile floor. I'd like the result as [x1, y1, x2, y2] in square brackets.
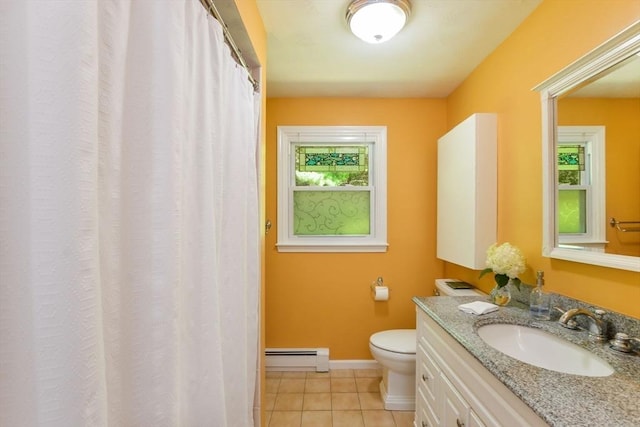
[265, 369, 415, 427]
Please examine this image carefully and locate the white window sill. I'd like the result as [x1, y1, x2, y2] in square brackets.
[276, 242, 388, 253]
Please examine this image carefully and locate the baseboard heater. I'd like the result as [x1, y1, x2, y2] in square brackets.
[265, 348, 329, 372]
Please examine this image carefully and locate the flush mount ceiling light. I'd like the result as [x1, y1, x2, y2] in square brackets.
[346, 0, 411, 44]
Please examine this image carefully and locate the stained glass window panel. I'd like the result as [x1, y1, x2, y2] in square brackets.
[558, 145, 585, 171]
[295, 145, 369, 187]
[293, 191, 370, 235]
[558, 189, 587, 233]
[297, 146, 368, 172]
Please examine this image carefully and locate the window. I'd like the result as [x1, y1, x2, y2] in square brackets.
[556, 126, 606, 251]
[277, 126, 387, 252]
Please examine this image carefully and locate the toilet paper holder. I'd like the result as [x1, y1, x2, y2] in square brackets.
[371, 276, 385, 289]
[371, 276, 390, 301]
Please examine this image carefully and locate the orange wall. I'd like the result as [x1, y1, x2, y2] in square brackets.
[265, 99, 447, 359]
[558, 97, 640, 256]
[445, 0, 640, 317]
[265, 0, 640, 362]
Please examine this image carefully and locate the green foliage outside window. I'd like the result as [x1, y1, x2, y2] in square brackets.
[295, 171, 368, 186]
[558, 170, 580, 185]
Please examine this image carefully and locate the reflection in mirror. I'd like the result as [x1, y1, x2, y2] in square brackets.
[535, 21, 640, 272]
[558, 53, 640, 257]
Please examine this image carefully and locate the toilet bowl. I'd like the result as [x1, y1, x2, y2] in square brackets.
[369, 279, 485, 411]
[369, 329, 416, 410]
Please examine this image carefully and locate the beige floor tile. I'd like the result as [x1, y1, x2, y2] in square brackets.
[331, 377, 357, 392]
[391, 411, 415, 427]
[358, 392, 384, 410]
[279, 378, 306, 393]
[266, 378, 281, 393]
[267, 371, 284, 378]
[356, 377, 380, 393]
[266, 393, 277, 411]
[354, 368, 382, 378]
[305, 378, 331, 393]
[332, 410, 364, 427]
[331, 392, 361, 410]
[272, 371, 412, 427]
[274, 393, 304, 411]
[303, 393, 332, 411]
[306, 371, 330, 379]
[330, 369, 354, 378]
[362, 410, 396, 427]
[269, 411, 302, 427]
[301, 410, 333, 427]
[282, 371, 308, 378]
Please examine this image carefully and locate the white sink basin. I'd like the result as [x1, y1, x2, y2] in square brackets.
[477, 323, 614, 377]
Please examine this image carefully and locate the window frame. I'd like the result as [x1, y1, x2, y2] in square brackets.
[556, 126, 606, 251]
[276, 126, 388, 253]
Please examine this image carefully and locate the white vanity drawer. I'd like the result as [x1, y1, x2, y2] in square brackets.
[417, 342, 440, 412]
[416, 385, 439, 427]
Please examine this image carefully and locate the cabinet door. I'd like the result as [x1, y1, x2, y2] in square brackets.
[416, 393, 437, 427]
[442, 375, 469, 427]
[468, 409, 487, 427]
[436, 113, 497, 269]
[417, 343, 440, 424]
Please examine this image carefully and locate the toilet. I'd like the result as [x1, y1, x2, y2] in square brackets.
[369, 279, 485, 411]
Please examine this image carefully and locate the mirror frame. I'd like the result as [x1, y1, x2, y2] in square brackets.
[534, 21, 640, 272]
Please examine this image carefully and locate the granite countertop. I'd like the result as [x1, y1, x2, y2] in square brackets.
[413, 295, 640, 427]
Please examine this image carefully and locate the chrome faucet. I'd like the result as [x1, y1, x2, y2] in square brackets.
[558, 308, 608, 342]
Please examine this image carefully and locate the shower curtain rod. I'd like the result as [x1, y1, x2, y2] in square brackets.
[199, 0, 259, 91]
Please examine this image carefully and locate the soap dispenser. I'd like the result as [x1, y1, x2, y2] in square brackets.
[530, 271, 551, 320]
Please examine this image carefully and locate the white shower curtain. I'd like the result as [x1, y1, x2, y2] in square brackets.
[0, 1, 260, 426]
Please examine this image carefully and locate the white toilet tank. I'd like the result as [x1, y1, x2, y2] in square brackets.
[435, 278, 485, 297]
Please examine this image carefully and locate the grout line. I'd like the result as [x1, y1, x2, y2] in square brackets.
[267, 370, 414, 427]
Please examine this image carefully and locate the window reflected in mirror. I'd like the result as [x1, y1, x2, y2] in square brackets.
[535, 21, 640, 271]
[556, 54, 640, 257]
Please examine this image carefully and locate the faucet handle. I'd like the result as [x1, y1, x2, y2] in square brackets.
[610, 333, 636, 353]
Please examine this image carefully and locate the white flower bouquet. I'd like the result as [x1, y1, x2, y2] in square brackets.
[479, 242, 526, 290]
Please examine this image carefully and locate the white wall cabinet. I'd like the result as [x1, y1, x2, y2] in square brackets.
[415, 309, 547, 427]
[436, 113, 497, 269]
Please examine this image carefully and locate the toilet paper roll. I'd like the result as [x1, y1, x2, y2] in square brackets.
[372, 286, 389, 301]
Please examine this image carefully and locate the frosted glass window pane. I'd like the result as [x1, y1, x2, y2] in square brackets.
[558, 189, 586, 233]
[293, 191, 370, 235]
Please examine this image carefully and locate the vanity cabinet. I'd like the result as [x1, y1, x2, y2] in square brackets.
[441, 375, 485, 427]
[415, 309, 547, 427]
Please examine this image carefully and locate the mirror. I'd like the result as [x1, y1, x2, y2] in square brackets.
[535, 21, 640, 272]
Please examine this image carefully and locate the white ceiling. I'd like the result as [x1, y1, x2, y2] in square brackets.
[255, 0, 542, 98]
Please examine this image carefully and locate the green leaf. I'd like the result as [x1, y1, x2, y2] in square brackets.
[511, 277, 522, 291]
[494, 274, 509, 288]
[479, 268, 493, 278]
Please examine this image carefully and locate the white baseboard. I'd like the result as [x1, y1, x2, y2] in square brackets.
[329, 359, 380, 370]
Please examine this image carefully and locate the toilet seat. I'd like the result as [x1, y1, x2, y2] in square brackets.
[370, 329, 416, 354]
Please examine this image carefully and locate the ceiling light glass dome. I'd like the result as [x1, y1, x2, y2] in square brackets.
[346, 0, 412, 44]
